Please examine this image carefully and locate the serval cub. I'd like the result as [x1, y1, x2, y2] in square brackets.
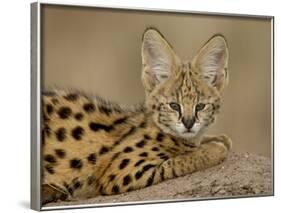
[42, 28, 232, 204]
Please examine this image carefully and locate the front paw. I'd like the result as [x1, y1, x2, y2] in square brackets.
[201, 134, 232, 151]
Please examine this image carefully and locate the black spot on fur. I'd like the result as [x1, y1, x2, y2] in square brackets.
[170, 147, 179, 153]
[157, 153, 166, 157]
[139, 121, 146, 128]
[71, 126, 84, 140]
[113, 117, 127, 125]
[89, 122, 113, 132]
[135, 159, 145, 167]
[135, 170, 143, 180]
[119, 159, 130, 170]
[73, 180, 82, 189]
[127, 187, 134, 192]
[171, 137, 180, 146]
[109, 174, 116, 182]
[160, 155, 169, 161]
[136, 140, 147, 148]
[123, 147, 134, 153]
[156, 133, 164, 142]
[64, 93, 78, 101]
[44, 154, 56, 163]
[146, 170, 156, 187]
[166, 159, 172, 166]
[123, 175, 132, 186]
[55, 149, 66, 158]
[70, 159, 83, 169]
[143, 164, 156, 172]
[55, 128, 66, 142]
[75, 113, 84, 121]
[144, 134, 151, 140]
[160, 167, 165, 181]
[83, 103, 95, 113]
[99, 105, 112, 116]
[46, 104, 54, 115]
[45, 165, 55, 174]
[151, 147, 160, 152]
[99, 146, 109, 155]
[57, 107, 72, 119]
[87, 153, 96, 164]
[87, 176, 95, 185]
[111, 152, 121, 161]
[139, 152, 148, 157]
[112, 185, 119, 194]
[43, 114, 50, 122]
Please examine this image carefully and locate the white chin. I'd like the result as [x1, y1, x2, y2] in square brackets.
[181, 131, 198, 139]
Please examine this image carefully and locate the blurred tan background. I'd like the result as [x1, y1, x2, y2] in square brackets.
[42, 5, 272, 157]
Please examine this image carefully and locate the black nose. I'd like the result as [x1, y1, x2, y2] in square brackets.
[182, 117, 196, 130]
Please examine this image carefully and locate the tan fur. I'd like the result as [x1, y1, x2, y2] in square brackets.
[42, 28, 231, 204]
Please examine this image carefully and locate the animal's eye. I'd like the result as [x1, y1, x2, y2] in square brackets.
[195, 103, 206, 111]
[169, 102, 181, 112]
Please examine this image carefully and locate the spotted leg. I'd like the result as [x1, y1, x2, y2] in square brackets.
[101, 135, 232, 194]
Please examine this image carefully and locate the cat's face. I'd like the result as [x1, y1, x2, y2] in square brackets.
[141, 28, 229, 141]
[146, 66, 222, 140]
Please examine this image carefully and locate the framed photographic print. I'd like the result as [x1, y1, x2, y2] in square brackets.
[31, 1, 274, 211]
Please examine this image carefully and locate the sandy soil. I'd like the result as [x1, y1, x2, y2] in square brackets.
[44, 152, 272, 208]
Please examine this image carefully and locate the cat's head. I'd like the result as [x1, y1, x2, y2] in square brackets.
[141, 28, 229, 142]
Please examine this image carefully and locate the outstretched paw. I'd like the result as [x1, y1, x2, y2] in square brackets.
[201, 134, 232, 150]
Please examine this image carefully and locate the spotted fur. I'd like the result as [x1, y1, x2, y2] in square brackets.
[42, 28, 232, 205]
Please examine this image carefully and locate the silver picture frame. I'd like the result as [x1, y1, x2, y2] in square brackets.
[31, 1, 274, 211]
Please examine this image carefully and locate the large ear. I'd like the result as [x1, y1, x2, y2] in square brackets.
[141, 28, 180, 93]
[191, 35, 229, 93]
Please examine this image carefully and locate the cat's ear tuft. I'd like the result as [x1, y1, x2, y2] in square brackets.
[191, 35, 229, 92]
[141, 28, 179, 93]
